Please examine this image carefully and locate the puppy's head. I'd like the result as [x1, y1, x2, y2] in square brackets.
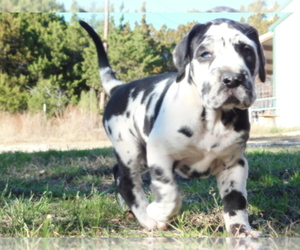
[173, 18, 266, 110]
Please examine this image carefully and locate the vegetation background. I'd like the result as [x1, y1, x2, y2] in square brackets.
[0, 0, 279, 116]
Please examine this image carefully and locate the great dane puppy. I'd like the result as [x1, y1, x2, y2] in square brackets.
[79, 18, 266, 237]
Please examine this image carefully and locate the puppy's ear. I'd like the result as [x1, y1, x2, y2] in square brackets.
[240, 23, 266, 82]
[173, 23, 210, 83]
[250, 28, 266, 83]
[257, 41, 266, 83]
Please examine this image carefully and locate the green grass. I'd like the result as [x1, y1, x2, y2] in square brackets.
[0, 146, 299, 237]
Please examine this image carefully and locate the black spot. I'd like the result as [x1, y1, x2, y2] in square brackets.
[129, 129, 135, 137]
[223, 190, 247, 216]
[113, 153, 137, 208]
[234, 43, 256, 77]
[201, 82, 211, 96]
[172, 160, 179, 172]
[126, 111, 130, 118]
[230, 223, 247, 237]
[104, 73, 175, 122]
[211, 142, 220, 148]
[221, 108, 250, 133]
[238, 159, 245, 167]
[174, 23, 212, 83]
[232, 109, 250, 133]
[229, 210, 237, 216]
[154, 168, 164, 176]
[118, 133, 123, 141]
[143, 76, 174, 136]
[178, 126, 194, 137]
[179, 165, 191, 175]
[190, 168, 210, 178]
[230, 180, 235, 188]
[151, 183, 163, 202]
[143, 115, 155, 137]
[201, 107, 206, 121]
[107, 126, 112, 135]
[150, 165, 170, 184]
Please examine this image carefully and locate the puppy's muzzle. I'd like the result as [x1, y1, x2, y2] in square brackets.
[222, 71, 247, 88]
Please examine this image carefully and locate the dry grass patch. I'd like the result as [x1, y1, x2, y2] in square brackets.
[0, 107, 108, 145]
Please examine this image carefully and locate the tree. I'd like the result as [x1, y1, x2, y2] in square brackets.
[106, 21, 163, 83]
[0, 0, 65, 12]
[0, 13, 89, 114]
[241, 0, 279, 34]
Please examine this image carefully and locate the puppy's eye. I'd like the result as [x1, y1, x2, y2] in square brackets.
[242, 46, 254, 57]
[201, 52, 212, 58]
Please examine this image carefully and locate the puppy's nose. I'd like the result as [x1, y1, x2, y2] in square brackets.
[222, 72, 246, 88]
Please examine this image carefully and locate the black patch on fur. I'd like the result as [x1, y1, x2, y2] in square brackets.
[179, 165, 191, 175]
[201, 82, 211, 96]
[238, 159, 245, 167]
[221, 108, 250, 133]
[210, 18, 265, 82]
[223, 190, 247, 216]
[201, 107, 206, 121]
[151, 183, 163, 202]
[103, 73, 175, 122]
[174, 23, 212, 82]
[107, 125, 112, 135]
[112, 155, 136, 208]
[211, 142, 220, 148]
[172, 161, 179, 172]
[143, 76, 174, 136]
[129, 128, 135, 137]
[126, 111, 130, 118]
[230, 224, 247, 236]
[118, 133, 123, 141]
[190, 168, 210, 178]
[178, 126, 194, 137]
[150, 165, 171, 184]
[235, 43, 256, 76]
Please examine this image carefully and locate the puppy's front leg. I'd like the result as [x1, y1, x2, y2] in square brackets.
[146, 148, 182, 225]
[217, 157, 261, 237]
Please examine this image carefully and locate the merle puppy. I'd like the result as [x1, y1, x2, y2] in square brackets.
[79, 18, 265, 237]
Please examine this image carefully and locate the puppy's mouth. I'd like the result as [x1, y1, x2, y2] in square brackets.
[222, 85, 255, 109]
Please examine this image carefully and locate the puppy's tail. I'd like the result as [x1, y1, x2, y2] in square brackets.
[79, 20, 123, 96]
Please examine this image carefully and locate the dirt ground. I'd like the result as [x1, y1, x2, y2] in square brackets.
[1, 132, 300, 153]
[0, 141, 112, 153]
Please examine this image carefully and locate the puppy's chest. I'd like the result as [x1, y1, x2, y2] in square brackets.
[173, 127, 243, 178]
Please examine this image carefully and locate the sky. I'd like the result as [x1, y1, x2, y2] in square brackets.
[57, 0, 291, 30]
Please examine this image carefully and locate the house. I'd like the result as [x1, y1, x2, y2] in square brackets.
[252, 0, 300, 127]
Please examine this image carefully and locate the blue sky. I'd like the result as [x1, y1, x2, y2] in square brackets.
[57, 0, 290, 30]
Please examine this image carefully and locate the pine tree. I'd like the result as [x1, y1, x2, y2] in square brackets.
[0, 0, 65, 12]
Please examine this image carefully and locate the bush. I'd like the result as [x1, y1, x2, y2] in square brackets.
[27, 77, 68, 117]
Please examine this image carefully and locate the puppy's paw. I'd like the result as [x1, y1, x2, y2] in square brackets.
[230, 224, 262, 238]
[146, 202, 179, 223]
[142, 217, 169, 231]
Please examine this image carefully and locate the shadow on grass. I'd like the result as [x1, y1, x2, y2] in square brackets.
[0, 148, 116, 198]
[0, 146, 299, 237]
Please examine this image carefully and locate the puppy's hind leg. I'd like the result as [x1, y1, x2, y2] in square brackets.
[112, 164, 128, 211]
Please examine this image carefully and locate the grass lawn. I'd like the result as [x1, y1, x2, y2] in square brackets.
[0, 145, 299, 237]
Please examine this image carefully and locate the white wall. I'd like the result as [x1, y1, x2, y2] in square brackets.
[274, 0, 300, 127]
